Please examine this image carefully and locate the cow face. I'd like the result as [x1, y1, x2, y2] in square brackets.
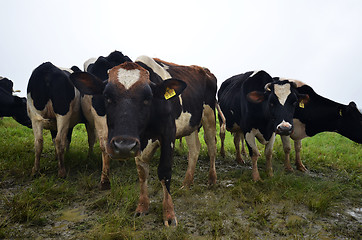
[70, 62, 186, 159]
[338, 101, 362, 143]
[247, 80, 309, 136]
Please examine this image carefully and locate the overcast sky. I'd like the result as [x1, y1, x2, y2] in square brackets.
[1, 0, 361, 107]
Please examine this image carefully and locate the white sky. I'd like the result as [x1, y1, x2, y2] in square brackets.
[1, 0, 361, 107]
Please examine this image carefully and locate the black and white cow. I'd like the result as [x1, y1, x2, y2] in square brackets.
[0, 77, 31, 127]
[218, 71, 308, 181]
[275, 78, 362, 172]
[135, 56, 218, 188]
[27, 62, 83, 177]
[70, 56, 218, 226]
[81, 51, 132, 189]
[71, 61, 186, 226]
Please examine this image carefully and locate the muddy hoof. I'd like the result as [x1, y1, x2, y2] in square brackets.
[134, 211, 149, 217]
[164, 217, 178, 227]
[31, 169, 41, 178]
[235, 158, 245, 165]
[58, 169, 66, 178]
[296, 165, 308, 172]
[99, 181, 111, 190]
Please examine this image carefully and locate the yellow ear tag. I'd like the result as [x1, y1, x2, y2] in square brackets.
[339, 109, 343, 117]
[164, 87, 176, 100]
[299, 101, 305, 108]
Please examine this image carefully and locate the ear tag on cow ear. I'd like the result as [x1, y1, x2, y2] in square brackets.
[339, 109, 343, 117]
[299, 101, 305, 108]
[164, 87, 176, 100]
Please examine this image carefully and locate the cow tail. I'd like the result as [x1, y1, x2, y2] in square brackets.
[216, 103, 226, 135]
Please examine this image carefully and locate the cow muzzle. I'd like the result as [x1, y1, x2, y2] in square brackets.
[276, 120, 293, 136]
[108, 136, 141, 159]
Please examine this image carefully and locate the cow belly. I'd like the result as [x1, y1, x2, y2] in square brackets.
[175, 111, 196, 138]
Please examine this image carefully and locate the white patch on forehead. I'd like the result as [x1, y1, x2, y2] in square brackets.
[117, 68, 140, 89]
[274, 84, 291, 106]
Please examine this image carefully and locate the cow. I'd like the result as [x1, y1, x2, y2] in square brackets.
[135, 56, 218, 188]
[0, 77, 31, 127]
[217, 71, 308, 181]
[70, 61, 185, 226]
[275, 78, 362, 172]
[70, 56, 218, 226]
[81, 51, 132, 189]
[27, 62, 83, 177]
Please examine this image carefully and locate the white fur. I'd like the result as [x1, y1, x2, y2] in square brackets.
[117, 68, 141, 90]
[274, 84, 291, 106]
[83, 57, 97, 71]
[136, 55, 172, 80]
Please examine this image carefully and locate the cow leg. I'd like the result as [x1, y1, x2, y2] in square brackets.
[265, 134, 276, 177]
[245, 133, 261, 181]
[219, 119, 226, 158]
[183, 131, 201, 187]
[281, 135, 294, 172]
[55, 117, 70, 178]
[31, 120, 43, 176]
[85, 122, 96, 156]
[158, 134, 177, 227]
[202, 104, 217, 185]
[161, 179, 177, 227]
[94, 116, 111, 190]
[294, 140, 307, 172]
[234, 131, 245, 164]
[135, 140, 159, 215]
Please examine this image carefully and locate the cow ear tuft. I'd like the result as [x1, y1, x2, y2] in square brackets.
[70, 72, 106, 95]
[247, 91, 265, 103]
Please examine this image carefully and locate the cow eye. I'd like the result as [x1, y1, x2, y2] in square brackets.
[270, 102, 274, 108]
[143, 100, 150, 105]
[293, 101, 298, 107]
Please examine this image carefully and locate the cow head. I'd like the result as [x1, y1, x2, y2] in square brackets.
[70, 62, 186, 159]
[247, 80, 309, 135]
[337, 101, 362, 143]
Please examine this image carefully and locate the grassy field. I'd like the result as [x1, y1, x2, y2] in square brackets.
[0, 117, 361, 239]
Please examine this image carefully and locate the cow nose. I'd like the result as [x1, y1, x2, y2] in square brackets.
[276, 120, 293, 136]
[110, 137, 140, 159]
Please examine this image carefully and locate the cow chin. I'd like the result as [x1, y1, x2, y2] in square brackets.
[107, 136, 141, 160]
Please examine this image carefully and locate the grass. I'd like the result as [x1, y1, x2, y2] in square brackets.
[0, 117, 361, 239]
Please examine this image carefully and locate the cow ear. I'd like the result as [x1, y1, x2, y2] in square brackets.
[153, 78, 187, 100]
[70, 72, 106, 95]
[298, 94, 310, 104]
[247, 91, 265, 103]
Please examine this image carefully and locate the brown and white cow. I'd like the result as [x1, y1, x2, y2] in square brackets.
[27, 62, 83, 177]
[135, 56, 218, 188]
[71, 61, 186, 226]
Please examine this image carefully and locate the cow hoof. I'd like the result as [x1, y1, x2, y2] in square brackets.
[134, 211, 149, 218]
[235, 158, 245, 165]
[31, 169, 41, 178]
[99, 181, 111, 190]
[297, 165, 308, 172]
[58, 169, 66, 178]
[164, 217, 178, 227]
[285, 166, 294, 173]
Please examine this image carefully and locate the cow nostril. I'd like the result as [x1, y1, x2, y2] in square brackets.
[111, 137, 140, 157]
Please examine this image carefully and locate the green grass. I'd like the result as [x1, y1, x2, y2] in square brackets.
[0, 117, 361, 239]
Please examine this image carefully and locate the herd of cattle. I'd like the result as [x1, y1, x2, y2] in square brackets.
[1, 50, 361, 226]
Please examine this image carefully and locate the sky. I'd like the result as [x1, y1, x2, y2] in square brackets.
[1, 0, 362, 107]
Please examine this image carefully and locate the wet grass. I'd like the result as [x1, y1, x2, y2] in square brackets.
[0, 117, 361, 239]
